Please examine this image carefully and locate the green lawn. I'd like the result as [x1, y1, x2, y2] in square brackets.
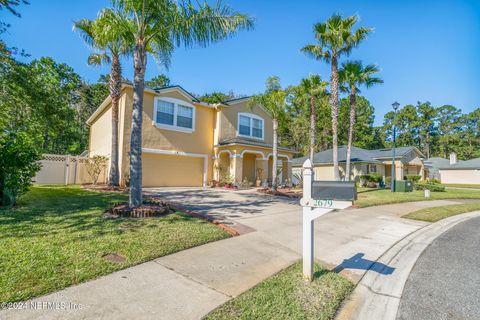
[205, 262, 353, 320]
[355, 187, 480, 208]
[0, 185, 229, 303]
[446, 184, 480, 189]
[402, 202, 480, 222]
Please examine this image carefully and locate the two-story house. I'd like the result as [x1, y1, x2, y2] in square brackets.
[87, 84, 295, 187]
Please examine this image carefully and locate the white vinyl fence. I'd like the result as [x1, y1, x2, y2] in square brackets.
[34, 154, 107, 185]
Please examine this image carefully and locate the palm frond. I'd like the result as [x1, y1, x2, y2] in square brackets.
[174, 0, 254, 48]
[73, 19, 97, 49]
[300, 44, 331, 62]
[87, 53, 111, 66]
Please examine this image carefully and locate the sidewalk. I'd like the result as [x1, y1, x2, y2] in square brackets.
[0, 198, 467, 320]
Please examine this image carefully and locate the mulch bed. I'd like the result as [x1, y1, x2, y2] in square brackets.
[105, 198, 174, 218]
[82, 184, 128, 193]
[257, 187, 302, 199]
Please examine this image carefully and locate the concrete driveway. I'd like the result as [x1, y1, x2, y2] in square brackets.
[143, 187, 299, 233]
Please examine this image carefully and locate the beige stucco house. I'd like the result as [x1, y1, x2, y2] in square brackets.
[292, 145, 425, 183]
[87, 84, 295, 187]
[433, 153, 480, 185]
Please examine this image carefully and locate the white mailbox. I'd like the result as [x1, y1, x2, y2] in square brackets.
[300, 159, 355, 280]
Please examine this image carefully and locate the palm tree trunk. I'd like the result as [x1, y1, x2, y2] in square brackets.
[109, 54, 121, 187]
[272, 118, 278, 191]
[309, 96, 316, 164]
[129, 42, 146, 208]
[330, 52, 340, 180]
[345, 87, 356, 181]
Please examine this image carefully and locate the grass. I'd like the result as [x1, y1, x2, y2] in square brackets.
[355, 187, 480, 208]
[0, 185, 230, 303]
[402, 202, 480, 222]
[445, 184, 480, 189]
[205, 262, 353, 320]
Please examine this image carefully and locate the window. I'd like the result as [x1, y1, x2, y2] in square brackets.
[237, 113, 264, 140]
[239, 115, 251, 135]
[367, 164, 377, 173]
[154, 97, 195, 132]
[177, 105, 193, 128]
[157, 100, 174, 125]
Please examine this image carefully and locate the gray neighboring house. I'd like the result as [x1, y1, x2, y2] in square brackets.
[292, 145, 425, 183]
[436, 153, 480, 184]
[423, 157, 451, 180]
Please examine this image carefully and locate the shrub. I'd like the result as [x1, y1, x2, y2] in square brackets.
[405, 174, 421, 183]
[414, 181, 446, 192]
[0, 131, 41, 207]
[370, 173, 383, 183]
[385, 176, 392, 185]
[360, 173, 383, 187]
[85, 155, 108, 185]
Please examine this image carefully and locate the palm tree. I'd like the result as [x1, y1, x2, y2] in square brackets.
[301, 14, 371, 180]
[299, 74, 329, 164]
[251, 76, 286, 191]
[74, 9, 133, 187]
[111, 0, 254, 207]
[339, 61, 382, 180]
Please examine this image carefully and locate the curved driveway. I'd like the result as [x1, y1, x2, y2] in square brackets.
[397, 216, 480, 320]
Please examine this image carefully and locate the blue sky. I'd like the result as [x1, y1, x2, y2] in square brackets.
[2, 0, 479, 125]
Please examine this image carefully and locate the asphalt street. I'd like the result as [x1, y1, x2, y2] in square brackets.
[397, 216, 480, 320]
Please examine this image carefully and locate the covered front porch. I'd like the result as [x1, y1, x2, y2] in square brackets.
[213, 145, 294, 187]
[383, 157, 425, 181]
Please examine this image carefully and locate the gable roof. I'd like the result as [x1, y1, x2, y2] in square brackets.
[152, 85, 200, 103]
[424, 157, 451, 170]
[216, 137, 295, 153]
[87, 83, 221, 125]
[291, 145, 424, 167]
[223, 96, 252, 105]
[438, 157, 480, 170]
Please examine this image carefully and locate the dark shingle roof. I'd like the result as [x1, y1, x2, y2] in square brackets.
[292, 145, 422, 166]
[216, 137, 294, 152]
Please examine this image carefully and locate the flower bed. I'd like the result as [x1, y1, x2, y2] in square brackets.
[257, 187, 302, 198]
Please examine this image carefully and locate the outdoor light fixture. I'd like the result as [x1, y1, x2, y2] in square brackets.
[391, 101, 400, 192]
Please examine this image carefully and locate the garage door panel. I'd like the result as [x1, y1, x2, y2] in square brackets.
[142, 154, 204, 187]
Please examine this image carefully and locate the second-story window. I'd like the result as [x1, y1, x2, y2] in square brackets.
[154, 97, 195, 132]
[157, 100, 175, 125]
[238, 113, 264, 140]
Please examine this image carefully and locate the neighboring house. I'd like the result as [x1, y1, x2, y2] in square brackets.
[437, 153, 480, 184]
[423, 157, 451, 180]
[291, 145, 425, 183]
[87, 84, 295, 187]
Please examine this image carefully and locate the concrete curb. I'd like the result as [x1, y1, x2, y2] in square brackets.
[335, 210, 480, 320]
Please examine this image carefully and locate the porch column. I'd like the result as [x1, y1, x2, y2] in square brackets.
[213, 155, 220, 181]
[257, 158, 269, 187]
[232, 154, 243, 184]
[396, 161, 404, 180]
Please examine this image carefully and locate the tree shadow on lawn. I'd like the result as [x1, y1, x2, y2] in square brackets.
[0, 187, 168, 239]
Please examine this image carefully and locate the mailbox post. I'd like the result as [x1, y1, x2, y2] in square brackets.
[299, 159, 354, 280]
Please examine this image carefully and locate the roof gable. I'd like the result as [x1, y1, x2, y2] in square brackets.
[154, 85, 200, 103]
[292, 145, 425, 166]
